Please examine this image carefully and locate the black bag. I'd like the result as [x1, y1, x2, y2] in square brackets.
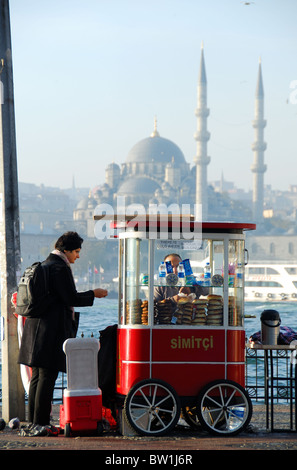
[15, 261, 52, 318]
[98, 324, 117, 409]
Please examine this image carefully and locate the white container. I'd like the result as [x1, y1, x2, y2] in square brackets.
[63, 337, 100, 392]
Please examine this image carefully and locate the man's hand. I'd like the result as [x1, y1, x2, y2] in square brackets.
[179, 286, 191, 295]
[93, 288, 108, 298]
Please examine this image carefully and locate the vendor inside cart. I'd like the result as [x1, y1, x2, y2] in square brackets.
[154, 253, 209, 303]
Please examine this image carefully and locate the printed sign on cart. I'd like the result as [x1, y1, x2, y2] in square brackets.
[152, 329, 225, 362]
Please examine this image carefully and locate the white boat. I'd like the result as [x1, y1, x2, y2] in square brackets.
[244, 263, 297, 302]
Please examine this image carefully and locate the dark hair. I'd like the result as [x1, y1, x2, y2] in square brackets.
[164, 253, 182, 261]
[55, 231, 83, 252]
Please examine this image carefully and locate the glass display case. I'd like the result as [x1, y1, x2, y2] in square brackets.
[118, 223, 248, 329]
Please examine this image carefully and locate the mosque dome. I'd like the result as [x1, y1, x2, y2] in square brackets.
[117, 176, 160, 195]
[76, 195, 98, 211]
[76, 197, 89, 210]
[126, 121, 186, 166]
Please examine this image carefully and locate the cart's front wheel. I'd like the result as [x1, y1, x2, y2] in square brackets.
[196, 379, 252, 436]
[124, 379, 181, 436]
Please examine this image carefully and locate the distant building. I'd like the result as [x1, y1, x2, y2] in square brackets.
[73, 118, 198, 237]
[246, 233, 297, 262]
[19, 182, 77, 235]
[18, 46, 297, 272]
[73, 46, 253, 237]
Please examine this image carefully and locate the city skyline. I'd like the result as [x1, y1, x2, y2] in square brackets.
[9, 0, 297, 193]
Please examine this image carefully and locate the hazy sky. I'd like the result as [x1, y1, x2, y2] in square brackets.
[8, 0, 297, 192]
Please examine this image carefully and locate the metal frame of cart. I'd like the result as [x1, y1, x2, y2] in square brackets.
[98, 216, 256, 437]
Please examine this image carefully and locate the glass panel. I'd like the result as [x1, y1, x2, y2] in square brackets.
[228, 239, 244, 327]
[119, 235, 245, 328]
[153, 239, 224, 326]
[122, 238, 149, 325]
[118, 239, 123, 324]
[206, 240, 224, 326]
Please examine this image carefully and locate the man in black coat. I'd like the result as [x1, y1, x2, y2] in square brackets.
[18, 232, 107, 435]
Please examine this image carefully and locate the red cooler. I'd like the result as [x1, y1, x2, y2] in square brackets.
[59, 337, 103, 436]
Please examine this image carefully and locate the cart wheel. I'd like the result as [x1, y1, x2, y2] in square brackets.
[64, 423, 71, 437]
[182, 405, 200, 430]
[196, 379, 253, 436]
[124, 378, 181, 436]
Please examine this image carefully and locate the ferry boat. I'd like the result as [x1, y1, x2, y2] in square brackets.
[244, 264, 297, 302]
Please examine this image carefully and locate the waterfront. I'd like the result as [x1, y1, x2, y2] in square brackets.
[1, 298, 297, 396]
[0, 299, 297, 450]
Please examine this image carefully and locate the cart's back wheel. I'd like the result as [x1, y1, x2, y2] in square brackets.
[196, 379, 253, 436]
[64, 423, 71, 437]
[124, 378, 181, 436]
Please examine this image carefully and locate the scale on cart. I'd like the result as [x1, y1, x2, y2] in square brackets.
[97, 214, 256, 437]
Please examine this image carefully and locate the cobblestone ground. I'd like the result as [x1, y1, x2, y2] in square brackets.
[0, 404, 296, 451]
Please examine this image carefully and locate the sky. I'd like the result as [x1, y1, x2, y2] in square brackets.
[8, 0, 297, 192]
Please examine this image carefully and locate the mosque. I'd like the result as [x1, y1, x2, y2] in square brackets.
[73, 45, 266, 236]
[20, 46, 297, 269]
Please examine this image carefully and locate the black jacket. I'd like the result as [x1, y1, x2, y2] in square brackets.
[18, 253, 95, 372]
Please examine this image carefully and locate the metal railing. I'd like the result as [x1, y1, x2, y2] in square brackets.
[245, 347, 295, 403]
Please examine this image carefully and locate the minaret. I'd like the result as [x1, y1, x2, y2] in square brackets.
[251, 58, 267, 223]
[194, 42, 211, 220]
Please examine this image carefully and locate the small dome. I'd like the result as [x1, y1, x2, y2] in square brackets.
[76, 197, 89, 210]
[117, 176, 160, 195]
[107, 162, 120, 170]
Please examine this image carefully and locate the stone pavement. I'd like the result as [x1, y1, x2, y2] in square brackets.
[0, 404, 296, 452]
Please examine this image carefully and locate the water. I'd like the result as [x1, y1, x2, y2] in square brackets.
[77, 298, 119, 338]
[78, 299, 297, 342]
[1, 299, 297, 400]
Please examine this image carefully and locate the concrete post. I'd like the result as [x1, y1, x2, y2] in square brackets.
[0, 0, 25, 421]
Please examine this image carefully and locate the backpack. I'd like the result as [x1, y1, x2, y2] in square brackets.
[15, 261, 52, 318]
